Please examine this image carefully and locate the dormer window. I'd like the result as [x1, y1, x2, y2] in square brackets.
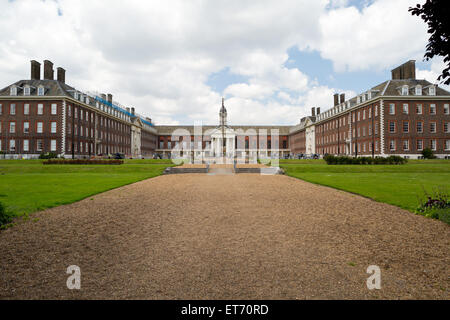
[415, 85, 422, 95]
[73, 92, 78, 100]
[37, 86, 44, 96]
[24, 86, 31, 96]
[10, 86, 17, 96]
[429, 86, 436, 96]
[401, 85, 408, 96]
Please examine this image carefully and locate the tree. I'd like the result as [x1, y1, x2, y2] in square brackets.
[421, 147, 435, 159]
[409, 0, 450, 85]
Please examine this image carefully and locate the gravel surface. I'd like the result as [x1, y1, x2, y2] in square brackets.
[0, 173, 449, 299]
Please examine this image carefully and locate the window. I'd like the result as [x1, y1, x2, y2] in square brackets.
[0, 104, 2, 115]
[369, 124, 372, 136]
[357, 112, 360, 121]
[403, 140, 409, 151]
[417, 140, 423, 151]
[403, 104, 409, 114]
[68, 105, 71, 116]
[51, 104, 57, 115]
[37, 86, 44, 96]
[430, 139, 436, 151]
[445, 122, 449, 133]
[167, 141, 172, 149]
[74, 107, 78, 118]
[430, 104, 436, 114]
[369, 108, 372, 118]
[362, 127, 366, 137]
[80, 110, 83, 120]
[24, 104, 29, 115]
[444, 104, 449, 115]
[389, 104, 395, 115]
[375, 141, 379, 151]
[415, 85, 422, 95]
[403, 121, 409, 133]
[51, 122, 57, 133]
[389, 140, 396, 151]
[37, 122, 43, 133]
[430, 122, 436, 133]
[10, 104, 16, 115]
[9, 122, 16, 133]
[417, 121, 423, 133]
[389, 121, 396, 133]
[375, 122, 379, 135]
[159, 141, 164, 149]
[363, 110, 366, 120]
[37, 104, 43, 115]
[416, 104, 422, 114]
[9, 140, 15, 151]
[51, 140, 57, 152]
[23, 140, 29, 152]
[24, 86, 30, 96]
[24, 122, 29, 133]
[10, 86, 17, 96]
[445, 140, 450, 151]
[375, 105, 378, 117]
[401, 86, 408, 95]
[429, 86, 435, 95]
[37, 140, 43, 152]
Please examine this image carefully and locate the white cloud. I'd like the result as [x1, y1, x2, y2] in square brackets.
[0, 0, 443, 126]
[416, 58, 450, 92]
[318, 0, 429, 72]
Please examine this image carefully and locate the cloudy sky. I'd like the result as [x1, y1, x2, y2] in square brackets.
[0, 0, 447, 125]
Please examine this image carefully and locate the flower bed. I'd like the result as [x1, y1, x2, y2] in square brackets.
[43, 159, 124, 165]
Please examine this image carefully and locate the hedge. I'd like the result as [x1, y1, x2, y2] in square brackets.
[324, 155, 407, 165]
[43, 159, 124, 165]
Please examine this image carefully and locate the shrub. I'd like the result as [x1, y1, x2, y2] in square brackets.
[39, 152, 58, 159]
[323, 155, 407, 165]
[416, 187, 450, 224]
[0, 202, 12, 227]
[421, 148, 436, 159]
[43, 159, 123, 165]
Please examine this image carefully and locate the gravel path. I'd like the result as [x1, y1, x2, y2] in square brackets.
[0, 173, 449, 299]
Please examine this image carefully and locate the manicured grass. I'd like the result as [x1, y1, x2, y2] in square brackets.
[280, 159, 450, 212]
[0, 159, 174, 218]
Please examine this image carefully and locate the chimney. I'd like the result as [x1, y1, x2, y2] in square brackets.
[57, 67, 65, 83]
[30, 60, 41, 80]
[43, 60, 54, 80]
[333, 93, 339, 106]
[316, 107, 320, 115]
[391, 60, 416, 80]
[339, 93, 345, 104]
[311, 107, 316, 117]
[107, 94, 113, 104]
[131, 107, 135, 115]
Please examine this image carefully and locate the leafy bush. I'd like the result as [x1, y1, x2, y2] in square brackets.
[324, 155, 407, 165]
[416, 187, 450, 224]
[39, 152, 58, 159]
[421, 148, 436, 159]
[43, 159, 123, 165]
[0, 202, 12, 227]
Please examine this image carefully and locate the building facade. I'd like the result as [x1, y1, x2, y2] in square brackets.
[290, 60, 450, 159]
[0, 60, 157, 159]
[1, 59, 449, 160]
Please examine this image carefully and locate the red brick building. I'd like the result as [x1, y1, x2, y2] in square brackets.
[0, 60, 157, 159]
[291, 60, 450, 159]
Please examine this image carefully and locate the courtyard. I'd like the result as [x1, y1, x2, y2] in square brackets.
[0, 168, 449, 299]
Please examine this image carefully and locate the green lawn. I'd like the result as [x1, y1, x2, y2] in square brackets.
[0, 159, 174, 217]
[280, 159, 450, 212]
